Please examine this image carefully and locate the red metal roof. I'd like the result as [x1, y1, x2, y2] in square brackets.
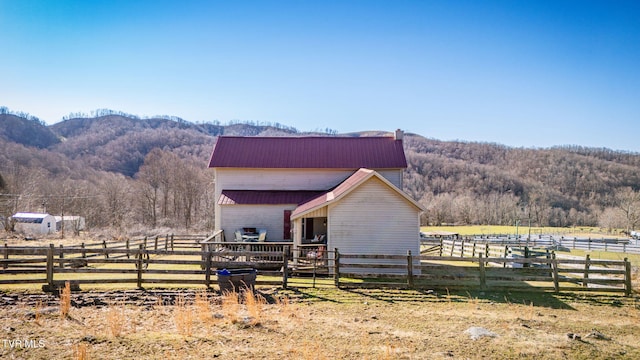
[208, 136, 407, 169]
[218, 190, 326, 205]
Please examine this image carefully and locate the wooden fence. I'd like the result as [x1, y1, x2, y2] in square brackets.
[422, 235, 640, 255]
[334, 249, 633, 296]
[0, 236, 634, 296]
[436, 239, 553, 266]
[1, 240, 290, 291]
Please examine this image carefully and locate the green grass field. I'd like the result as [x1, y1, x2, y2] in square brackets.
[421, 225, 627, 238]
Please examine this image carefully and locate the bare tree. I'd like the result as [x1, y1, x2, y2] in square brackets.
[614, 187, 640, 234]
[99, 173, 132, 231]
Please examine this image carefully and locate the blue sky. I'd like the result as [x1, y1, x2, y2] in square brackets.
[1, 0, 639, 151]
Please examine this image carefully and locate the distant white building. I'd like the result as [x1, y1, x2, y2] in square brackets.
[55, 216, 86, 233]
[11, 212, 56, 235]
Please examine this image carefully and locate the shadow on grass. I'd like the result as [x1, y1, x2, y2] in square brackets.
[260, 287, 342, 304]
[272, 286, 639, 311]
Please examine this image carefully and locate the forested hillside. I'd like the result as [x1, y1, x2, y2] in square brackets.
[403, 136, 640, 230]
[1, 109, 639, 233]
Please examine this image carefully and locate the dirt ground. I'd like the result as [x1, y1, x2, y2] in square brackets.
[0, 287, 639, 360]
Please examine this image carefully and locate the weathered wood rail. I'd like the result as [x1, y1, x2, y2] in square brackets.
[422, 235, 640, 254]
[334, 250, 633, 296]
[1, 237, 634, 296]
[0, 244, 290, 291]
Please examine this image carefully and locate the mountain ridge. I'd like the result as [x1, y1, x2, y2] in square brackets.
[1, 110, 639, 231]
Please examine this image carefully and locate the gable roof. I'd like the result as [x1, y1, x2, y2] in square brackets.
[12, 212, 52, 219]
[11, 212, 53, 224]
[291, 168, 425, 219]
[218, 190, 326, 205]
[208, 136, 407, 169]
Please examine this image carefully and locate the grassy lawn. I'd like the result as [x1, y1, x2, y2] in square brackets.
[555, 249, 640, 267]
[421, 225, 628, 238]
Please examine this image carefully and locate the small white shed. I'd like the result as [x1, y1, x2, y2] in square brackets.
[11, 212, 56, 235]
[55, 216, 86, 232]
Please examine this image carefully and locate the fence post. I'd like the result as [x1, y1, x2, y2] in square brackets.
[485, 243, 490, 259]
[582, 254, 590, 288]
[588, 237, 591, 250]
[503, 246, 508, 268]
[407, 250, 414, 288]
[143, 237, 148, 250]
[478, 253, 486, 290]
[81, 242, 86, 259]
[165, 236, 169, 251]
[460, 241, 465, 257]
[204, 249, 212, 288]
[439, 239, 443, 257]
[450, 240, 455, 256]
[137, 244, 143, 289]
[154, 236, 158, 251]
[334, 248, 340, 287]
[282, 246, 289, 290]
[46, 244, 54, 290]
[472, 242, 476, 258]
[3, 243, 8, 269]
[171, 234, 174, 251]
[125, 239, 130, 259]
[103, 240, 109, 259]
[524, 247, 530, 268]
[623, 258, 632, 297]
[551, 253, 559, 293]
[59, 244, 64, 268]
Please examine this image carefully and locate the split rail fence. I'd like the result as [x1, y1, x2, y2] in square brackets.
[1, 235, 635, 296]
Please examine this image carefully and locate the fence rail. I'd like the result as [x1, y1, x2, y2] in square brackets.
[334, 249, 633, 296]
[1, 236, 635, 296]
[422, 235, 640, 254]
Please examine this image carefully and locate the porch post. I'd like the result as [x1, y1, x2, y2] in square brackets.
[292, 218, 303, 265]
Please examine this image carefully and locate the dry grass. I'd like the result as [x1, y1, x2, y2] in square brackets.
[73, 343, 89, 360]
[1, 288, 639, 359]
[173, 293, 194, 337]
[34, 300, 43, 325]
[221, 290, 241, 324]
[59, 281, 71, 318]
[244, 290, 267, 325]
[105, 302, 126, 337]
[194, 289, 212, 323]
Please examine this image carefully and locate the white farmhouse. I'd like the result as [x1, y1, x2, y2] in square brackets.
[208, 130, 425, 269]
[11, 212, 56, 235]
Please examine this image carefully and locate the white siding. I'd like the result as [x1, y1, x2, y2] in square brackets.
[327, 177, 420, 273]
[216, 168, 354, 192]
[214, 167, 404, 233]
[220, 204, 296, 241]
[14, 215, 56, 235]
[305, 207, 327, 218]
[215, 168, 403, 196]
[376, 169, 403, 189]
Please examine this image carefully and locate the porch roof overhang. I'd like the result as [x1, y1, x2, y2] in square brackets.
[218, 190, 325, 205]
[290, 168, 426, 220]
